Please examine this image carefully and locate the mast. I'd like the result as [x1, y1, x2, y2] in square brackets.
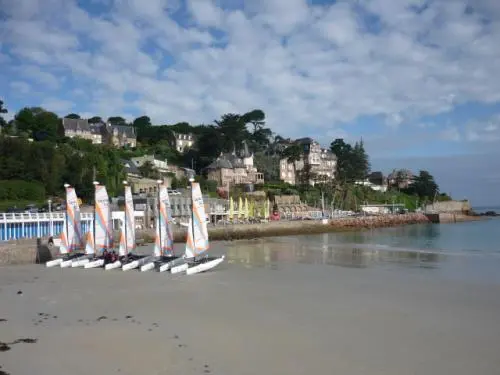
[63, 183, 70, 250]
[92, 181, 99, 252]
[156, 179, 163, 256]
[123, 180, 128, 259]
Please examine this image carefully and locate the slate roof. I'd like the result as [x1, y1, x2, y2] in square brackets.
[62, 118, 101, 134]
[122, 159, 141, 175]
[111, 124, 136, 138]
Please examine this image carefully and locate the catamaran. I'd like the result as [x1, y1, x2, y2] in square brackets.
[140, 183, 183, 272]
[170, 182, 225, 275]
[105, 183, 141, 270]
[83, 182, 114, 269]
[46, 184, 85, 267]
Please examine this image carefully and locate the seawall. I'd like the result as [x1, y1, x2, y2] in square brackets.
[0, 213, 480, 266]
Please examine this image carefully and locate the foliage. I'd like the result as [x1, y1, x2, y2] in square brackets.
[0, 99, 7, 131]
[65, 113, 80, 119]
[0, 136, 125, 202]
[330, 138, 370, 182]
[138, 161, 160, 179]
[0, 180, 45, 201]
[253, 152, 280, 182]
[14, 107, 61, 140]
[107, 116, 127, 126]
[402, 170, 439, 202]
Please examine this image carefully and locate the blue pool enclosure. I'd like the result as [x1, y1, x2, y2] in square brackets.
[0, 211, 144, 242]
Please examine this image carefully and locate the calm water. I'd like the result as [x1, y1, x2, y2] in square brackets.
[223, 216, 500, 285]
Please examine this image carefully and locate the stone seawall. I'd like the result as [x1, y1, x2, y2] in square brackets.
[0, 213, 479, 266]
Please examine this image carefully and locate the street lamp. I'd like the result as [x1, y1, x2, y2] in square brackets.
[48, 199, 53, 236]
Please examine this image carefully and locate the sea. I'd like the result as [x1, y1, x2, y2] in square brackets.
[223, 206, 500, 286]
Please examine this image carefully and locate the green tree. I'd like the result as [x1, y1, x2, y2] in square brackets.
[88, 116, 103, 124]
[107, 116, 127, 126]
[65, 113, 80, 119]
[138, 161, 160, 179]
[132, 115, 152, 129]
[0, 99, 8, 131]
[405, 170, 439, 201]
[14, 107, 60, 139]
[330, 138, 354, 182]
[351, 139, 370, 180]
[214, 113, 250, 152]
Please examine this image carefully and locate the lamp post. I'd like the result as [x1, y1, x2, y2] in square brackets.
[48, 199, 53, 236]
[156, 179, 163, 254]
[92, 181, 99, 251]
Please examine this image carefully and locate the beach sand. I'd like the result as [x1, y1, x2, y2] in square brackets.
[1, 241, 500, 375]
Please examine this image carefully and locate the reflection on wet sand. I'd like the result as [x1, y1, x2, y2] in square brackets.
[225, 235, 444, 270]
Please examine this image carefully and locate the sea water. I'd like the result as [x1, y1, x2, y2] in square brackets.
[224, 212, 500, 285]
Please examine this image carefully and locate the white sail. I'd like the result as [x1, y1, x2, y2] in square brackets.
[119, 186, 135, 256]
[153, 184, 174, 256]
[94, 184, 113, 252]
[60, 186, 83, 254]
[185, 182, 209, 259]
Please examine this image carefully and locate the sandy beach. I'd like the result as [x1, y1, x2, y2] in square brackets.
[1, 238, 500, 375]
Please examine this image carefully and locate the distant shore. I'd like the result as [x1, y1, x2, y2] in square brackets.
[139, 212, 481, 244]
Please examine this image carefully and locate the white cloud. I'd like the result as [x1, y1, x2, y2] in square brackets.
[440, 126, 462, 142]
[19, 65, 61, 90]
[1, 0, 500, 139]
[9, 81, 32, 95]
[40, 98, 74, 112]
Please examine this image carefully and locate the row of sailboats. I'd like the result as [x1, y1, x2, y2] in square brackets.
[46, 180, 225, 275]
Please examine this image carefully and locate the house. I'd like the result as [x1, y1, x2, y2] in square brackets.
[131, 154, 169, 175]
[62, 118, 102, 144]
[173, 132, 194, 152]
[122, 159, 141, 179]
[279, 137, 337, 186]
[205, 141, 264, 187]
[355, 171, 388, 192]
[388, 169, 414, 189]
[102, 123, 136, 148]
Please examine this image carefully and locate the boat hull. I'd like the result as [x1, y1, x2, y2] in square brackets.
[84, 258, 105, 269]
[122, 255, 154, 271]
[170, 261, 189, 274]
[158, 257, 184, 273]
[46, 258, 63, 268]
[104, 260, 122, 270]
[186, 255, 225, 275]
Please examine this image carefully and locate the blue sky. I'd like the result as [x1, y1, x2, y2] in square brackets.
[1, 0, 500, 205]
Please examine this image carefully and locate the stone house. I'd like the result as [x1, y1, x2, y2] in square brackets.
[173, 132, 194, 153]
[280, 137, 337, 185]
[62, 118, 103, 144]
[205, 142, 264, 187]
[101, 123, 136, 148]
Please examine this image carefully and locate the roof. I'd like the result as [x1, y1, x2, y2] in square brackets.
[62, 118, 101, 134]
[206, 158, 233, 170]
[111, 124, 136, 138]
[121, 159, 140, 175]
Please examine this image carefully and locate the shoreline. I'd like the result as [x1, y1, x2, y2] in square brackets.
[0, 213, 482, 266]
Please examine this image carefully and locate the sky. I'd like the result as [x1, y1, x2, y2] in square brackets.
[1, 0, 500, 206]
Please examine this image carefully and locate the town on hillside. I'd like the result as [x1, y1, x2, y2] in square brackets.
[0, 103, 451, 218]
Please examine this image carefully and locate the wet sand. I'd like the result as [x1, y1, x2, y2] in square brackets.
[1, 240, 500, 375]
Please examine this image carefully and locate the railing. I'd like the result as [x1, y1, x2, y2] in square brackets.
[0, 211, 143, 242]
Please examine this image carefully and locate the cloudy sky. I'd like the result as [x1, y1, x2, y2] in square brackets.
[1, 0, 500, 206]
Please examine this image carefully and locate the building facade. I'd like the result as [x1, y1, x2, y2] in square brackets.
[279, 138, 337, 186]
[62, 118, 103, 144]
[62, 118, 136, 148]
[205, 142, 264, 187]
[174, 132, 194, 152]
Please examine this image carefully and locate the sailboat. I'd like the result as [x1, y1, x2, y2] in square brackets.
[170, 182, 225, 275]
[140, 183, 182, 272]
[105, 183, 138, 270]
[46, 184, 84, 267]
[83, 182, 114, 269]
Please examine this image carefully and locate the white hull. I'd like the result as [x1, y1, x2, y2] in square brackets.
[71, 258, 90, 268]
[104, 260, 121, 270]
[170, 262, 189, 274]
[122, 255, 154, 271]
[159, 257, 184, 273]
[46, 258, 63, 268]
[186, 256, 225, 275]
[84, 258, 105, 269]
[140, 262, 156, 272]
